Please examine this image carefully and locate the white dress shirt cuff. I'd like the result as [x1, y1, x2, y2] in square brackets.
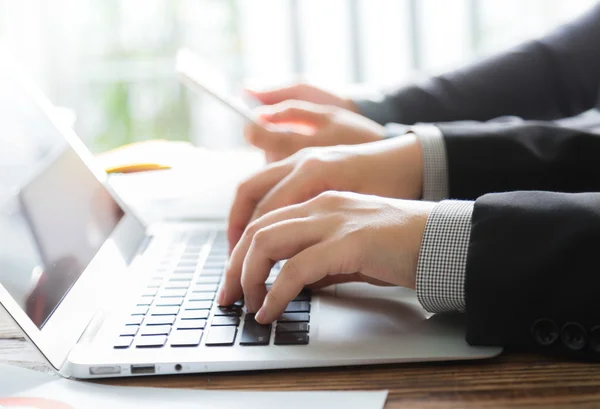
[416, 200, 474, 313]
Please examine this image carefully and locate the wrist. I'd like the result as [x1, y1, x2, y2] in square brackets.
[353, 134, 424, 200]
[388, 133, 424, 200]
[389, 199, 436, 290]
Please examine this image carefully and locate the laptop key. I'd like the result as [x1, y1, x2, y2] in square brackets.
[185, 300, 212, 310]
[187, 292, 216, 301]
[198, 268, 223, 277]
[170, 330, 203, 347]
[240, 317, 271, 346]
[293, 289, 312, 302]
[121, 326, 139, 337]
[142, 288, 158, 297]
[192, 284, 219, 293]
[277, 312, 309, 322]
[211, 316, 240, 326]
[145, 315, 176, 326]
[205, 327, 237, 346]
[204, 258, 226, 265]
[150, 306, 180, 316]
[185, 245, 205, 252]
[156, 297, 184, 306]
[196, 276, 221, 284]
[176, 319, 207, 330]
[159, 289, 188, 298]
[131, 306, 149, 316]
[169, 274, 194, 282]
[141, 325, 172, 336]
[164, 284, 190, 290]
[146, 281, 163, 289]
[203, 262, 226, 270]
[173, 268, 196, 274]
[276, 322, 309, 334]
[274, 332, 309, 345]
[179, 255, 200, 261]
[180, 310, 210, 320]
[137, 298, 153, 307]
[126, 315, 144, 326]
[114, 336, 134, 349]
[284, 301, 310, 313]
[135, 335, 167, 348]
[213, 305, 242, 317]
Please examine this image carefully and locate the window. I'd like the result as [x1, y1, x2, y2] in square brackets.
[0, 0, 596, 152]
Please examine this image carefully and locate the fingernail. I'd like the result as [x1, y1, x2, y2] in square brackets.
[217, 289, 226, 305]
[255, 307, 266, 323]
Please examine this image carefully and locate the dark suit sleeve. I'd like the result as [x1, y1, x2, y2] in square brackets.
[437, 120, 600, 200]
[356, 3, 600, 125]
[465, 191, 600, 358]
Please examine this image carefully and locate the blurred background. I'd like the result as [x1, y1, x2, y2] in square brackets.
[0, 0, 596, 153]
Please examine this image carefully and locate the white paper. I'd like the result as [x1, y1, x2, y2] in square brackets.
[0, 364, 388, 409]
[108, 149, 265, 222]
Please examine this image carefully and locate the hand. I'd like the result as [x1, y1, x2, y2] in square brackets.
[247, 83, 359, 113]
[244, 100, 384, 163]
[227, 135, 423, 251]
[219, 192, 436, 323]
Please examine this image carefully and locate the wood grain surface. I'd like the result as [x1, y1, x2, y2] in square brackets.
[1, 310, 599, 409]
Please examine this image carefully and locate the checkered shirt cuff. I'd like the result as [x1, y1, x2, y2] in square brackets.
[384, 123, 449, 201]
[416, 200, 474, 313]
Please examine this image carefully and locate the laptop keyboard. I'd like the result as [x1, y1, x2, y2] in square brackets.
[114, 231, 311, 350]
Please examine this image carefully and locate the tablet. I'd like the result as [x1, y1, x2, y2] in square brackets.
[176, 48, 261, 125]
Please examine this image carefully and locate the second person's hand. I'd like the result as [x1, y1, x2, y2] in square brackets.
[227, 134, 424, 252]
[247, 83, 359, 113]
[244, 100, 384, 163]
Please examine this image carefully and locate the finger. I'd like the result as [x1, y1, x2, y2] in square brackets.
[240, 218, 325, 312]
[227, 163, 292, 253]
[258, 101, 328, 127]
[245, 84, 307, 105]
[220, 202, 310, 306]
[255, 241, 340, 324]
[249, 167, 325, 225]
[244, 121, 309, 159]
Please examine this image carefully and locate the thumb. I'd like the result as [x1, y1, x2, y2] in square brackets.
[245, 84, 307, 105]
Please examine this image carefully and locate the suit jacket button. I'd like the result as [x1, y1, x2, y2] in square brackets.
[590, 326, 600, 353]
[531, 318, 559, 346]
[561, 322, 588, 351]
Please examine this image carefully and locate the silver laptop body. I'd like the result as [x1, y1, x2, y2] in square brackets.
[0, 58, 501, 380]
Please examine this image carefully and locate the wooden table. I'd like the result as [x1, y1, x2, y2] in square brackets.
[2, 311, 599, 409]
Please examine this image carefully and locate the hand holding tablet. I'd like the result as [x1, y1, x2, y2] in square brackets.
[176, 48, 262, 125]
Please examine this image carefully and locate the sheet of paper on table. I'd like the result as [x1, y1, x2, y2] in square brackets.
[0, 364, 388, 409]
[108, 148, 265, 223]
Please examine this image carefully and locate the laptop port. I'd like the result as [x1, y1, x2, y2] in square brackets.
[131, 364, 156, 375]
[89, 366, 121, 376]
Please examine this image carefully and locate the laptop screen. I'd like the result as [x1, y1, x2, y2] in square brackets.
[0, 68, 125, 329]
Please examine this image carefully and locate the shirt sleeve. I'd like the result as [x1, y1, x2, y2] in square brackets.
[416, 200, 474, 313]
[384, 123, 449, 202]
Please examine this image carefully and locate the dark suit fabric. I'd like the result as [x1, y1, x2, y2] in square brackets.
[358, 3, 600, 357]
[360, 3, 600, 126]
[466, 191, 600, 359]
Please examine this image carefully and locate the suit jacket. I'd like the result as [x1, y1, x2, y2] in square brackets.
[356, 3, 600, 357]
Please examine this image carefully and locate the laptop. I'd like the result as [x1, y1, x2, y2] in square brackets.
[0, 58, 502, 380]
